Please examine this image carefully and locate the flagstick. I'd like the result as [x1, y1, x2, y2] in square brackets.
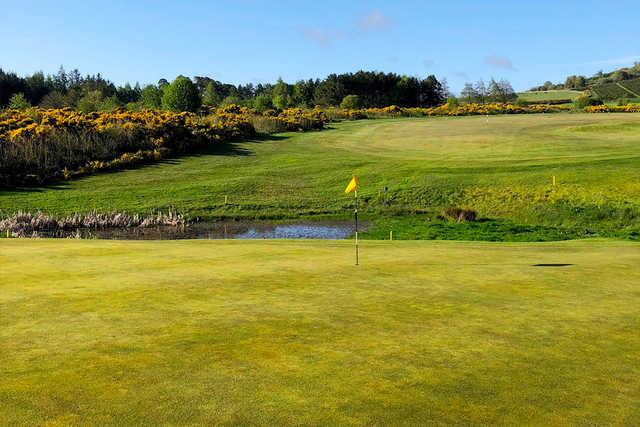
[354, 189, 359, 266]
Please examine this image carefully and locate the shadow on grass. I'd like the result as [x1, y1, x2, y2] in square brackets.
[532, 263, 573, 267]
[193, 133, 289, 157]
[0, 181, 72, 194]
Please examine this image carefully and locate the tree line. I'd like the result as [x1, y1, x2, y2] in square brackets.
[0, 67, 450, 112]
[458, 79, 517, 103]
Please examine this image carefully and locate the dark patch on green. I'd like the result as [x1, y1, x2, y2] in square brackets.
[532, 263, 573, 267]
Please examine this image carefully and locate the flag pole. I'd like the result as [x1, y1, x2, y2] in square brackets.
[344, 175, 359, 266]
[354, 189, 359, 266]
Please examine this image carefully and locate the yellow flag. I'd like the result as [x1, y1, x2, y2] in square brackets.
[344, 176, 358, 194]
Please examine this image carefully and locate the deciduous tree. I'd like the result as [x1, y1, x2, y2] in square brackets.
[161, 76, 201, 112]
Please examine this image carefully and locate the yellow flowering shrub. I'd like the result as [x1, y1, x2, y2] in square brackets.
[584, 104, 640, 113]
[310, 103, 574, 121]
[0, 106, 325, 185]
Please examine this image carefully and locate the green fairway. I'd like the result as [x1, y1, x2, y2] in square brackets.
[1, 239, 639, 424]
[517, 90, 582, 102]
[2, 113, 640, 240]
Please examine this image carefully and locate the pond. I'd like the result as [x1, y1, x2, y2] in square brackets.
[31, 220, 363, 240]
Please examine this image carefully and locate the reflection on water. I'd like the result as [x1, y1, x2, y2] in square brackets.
[236, 224, 354, 239]
[35, 220, 361, 240]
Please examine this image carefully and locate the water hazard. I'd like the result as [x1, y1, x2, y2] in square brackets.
[33, 220, 362, 240]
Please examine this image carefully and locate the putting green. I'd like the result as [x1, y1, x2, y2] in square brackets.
[1, 239, 639, 424]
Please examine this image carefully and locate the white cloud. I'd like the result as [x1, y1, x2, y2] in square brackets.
[484, 55, 515, 70]
[359, 10, 392, 31]
[300, 28, 344, 47]
[301, 10, 391, 47]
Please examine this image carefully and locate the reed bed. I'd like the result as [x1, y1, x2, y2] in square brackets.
[0, 210, 187, 237]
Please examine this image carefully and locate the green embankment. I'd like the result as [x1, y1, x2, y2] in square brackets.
[1, 113, 640, 240]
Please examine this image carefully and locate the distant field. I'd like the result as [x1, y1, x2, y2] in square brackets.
[2, 113, 640, 240]
[1, 239, 639, 425]
[517, 90, 582, 102]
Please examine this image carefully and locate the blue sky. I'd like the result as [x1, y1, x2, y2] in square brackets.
[2, 0, 639, 93]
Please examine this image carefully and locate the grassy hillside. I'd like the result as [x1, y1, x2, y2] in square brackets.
[517, 90, 582, 103]
[591, 78, 640, 100]
[531, 63, 640, 93]
[2, 114, 640, 240]
[1, 239, 639, 425]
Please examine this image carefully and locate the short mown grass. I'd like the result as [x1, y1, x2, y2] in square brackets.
[1, 239, 639, 424]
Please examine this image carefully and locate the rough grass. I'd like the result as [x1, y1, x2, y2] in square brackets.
[1, 239, 639, 425]
[2, 113, 640, 240]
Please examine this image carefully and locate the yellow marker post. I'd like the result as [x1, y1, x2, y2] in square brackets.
[224, 195, 228, 205]
[390, 230, 393, 241]
[552, 176, 556, 186]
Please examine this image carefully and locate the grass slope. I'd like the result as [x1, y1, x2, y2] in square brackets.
[1, 239, 639, 425]
[592, 78, 640, 100]
[517, 90, 582, 102]
[2, 114, 640, 240]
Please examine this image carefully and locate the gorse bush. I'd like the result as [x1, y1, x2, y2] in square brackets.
[0, 106, 325, 186]
[249, 108, 326, 133]
[0, 108, 210, 185]
[322, 103, 572, 120]
[584, 104, 640, 113]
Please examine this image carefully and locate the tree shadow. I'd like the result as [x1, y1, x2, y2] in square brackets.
[193, 133, 289, 157]
[0, 181, 71, 194]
